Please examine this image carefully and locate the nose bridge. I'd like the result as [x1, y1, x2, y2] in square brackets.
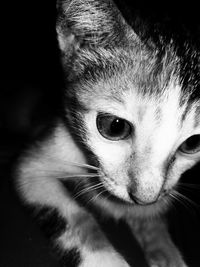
[129, 148, 164, 204]
[135, 114, 178, 171]
[139, 167, 163, 202]
[133, 139, 160, 171]
[133, 150, 163, 182]
[134, 89, 180, 162]
[127, 92, 181, 204]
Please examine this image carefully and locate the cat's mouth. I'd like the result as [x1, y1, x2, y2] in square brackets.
[97, 177, 137, 205]
[97, 174, 134, 203]
[99, 189, 132, 205]
[99, 181, 171, 217]
[98, 174, 169, 208]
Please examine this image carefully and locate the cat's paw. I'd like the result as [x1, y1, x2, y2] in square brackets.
[148, 249, 188, 267]
[81, 248, 130, 267]
[148, 249, 169, 267]
[150, 262, 187, 267]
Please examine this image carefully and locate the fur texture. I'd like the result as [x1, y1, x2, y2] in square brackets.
[15, 0, 200, 266]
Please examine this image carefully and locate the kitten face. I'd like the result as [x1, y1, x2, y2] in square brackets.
[69, 49, 200, 216]
[56, 0, 200, 217]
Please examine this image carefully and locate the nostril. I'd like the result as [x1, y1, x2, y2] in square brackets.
[128, 188, 159, 205]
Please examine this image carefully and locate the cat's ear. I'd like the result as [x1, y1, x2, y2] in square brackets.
[56, 0, 137, 54]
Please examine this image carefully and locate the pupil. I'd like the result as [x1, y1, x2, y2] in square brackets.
[186, 135, 200, 149]
[110, 119, 124, 135]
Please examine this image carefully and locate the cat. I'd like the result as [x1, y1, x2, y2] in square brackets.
[15, 0, 200, 266]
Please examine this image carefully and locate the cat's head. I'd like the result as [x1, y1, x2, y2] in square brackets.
[57, 0, 200, 217]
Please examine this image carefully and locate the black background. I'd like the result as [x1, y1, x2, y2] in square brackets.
[1, 0, 200, 266]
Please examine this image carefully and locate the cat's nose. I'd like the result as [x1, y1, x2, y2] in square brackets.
[128, 189, 158, 205]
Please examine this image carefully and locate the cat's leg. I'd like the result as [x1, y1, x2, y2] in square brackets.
[18, 176, 130, 267]
[128, 217, 187, 267]
[34, 202, 130, 267]
[47, 205, 130, 267]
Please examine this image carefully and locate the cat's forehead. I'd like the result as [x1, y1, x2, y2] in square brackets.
[75, 46, 178, 99]
[93, 75, 195, 119]
[72, 46, 200, 127]
[79, 70, 199, 132]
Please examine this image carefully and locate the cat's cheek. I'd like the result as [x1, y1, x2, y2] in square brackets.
[87, 134, 129, 166]
[87, 135, 131, 180]
[166, 157, 198, 189]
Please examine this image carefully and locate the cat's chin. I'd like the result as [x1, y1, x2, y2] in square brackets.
[128, 198, 170, 218]
[94, 189, 170, 219]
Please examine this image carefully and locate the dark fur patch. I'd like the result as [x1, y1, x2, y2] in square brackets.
[33, 206, 67, 240]
[27, 205, 82, 266]
[60, 247, 81, 267]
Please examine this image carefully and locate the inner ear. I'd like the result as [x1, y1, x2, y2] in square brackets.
[57, 27, 80, 53]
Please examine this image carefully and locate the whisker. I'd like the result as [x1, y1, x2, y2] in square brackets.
[178, 182, 200, 189]
[74, 185, 104, 201]
[165, 195, 177, 213]
[28, 168, 99, 179]
[92, 189, 106, 201]
[169, 190, 199, 216]
[169, 191, 195, 216]
[161, 193, 171, 208]
[73, 182, 104, 200]
[76, 182, 103, 195]
[74, 179, 84, 191]
[175, 191, 198, 209]
[86, 188, 107, 205]
[169, 191, 189, 210]
[62, 161, 99, 171]
[169, 192, 180, 204]
[43, 155, 100, 171]
[59, 173, 100, 179]
[176, 184, 200, 197]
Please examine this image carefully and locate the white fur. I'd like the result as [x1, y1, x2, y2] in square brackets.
[83, 77, 200, 214]
[81, 247, 129, 267]
[16, 122, 89, 219]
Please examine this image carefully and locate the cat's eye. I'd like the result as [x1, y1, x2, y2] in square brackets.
[179, 135, 200, 154]
[96, 114, 132, 141]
